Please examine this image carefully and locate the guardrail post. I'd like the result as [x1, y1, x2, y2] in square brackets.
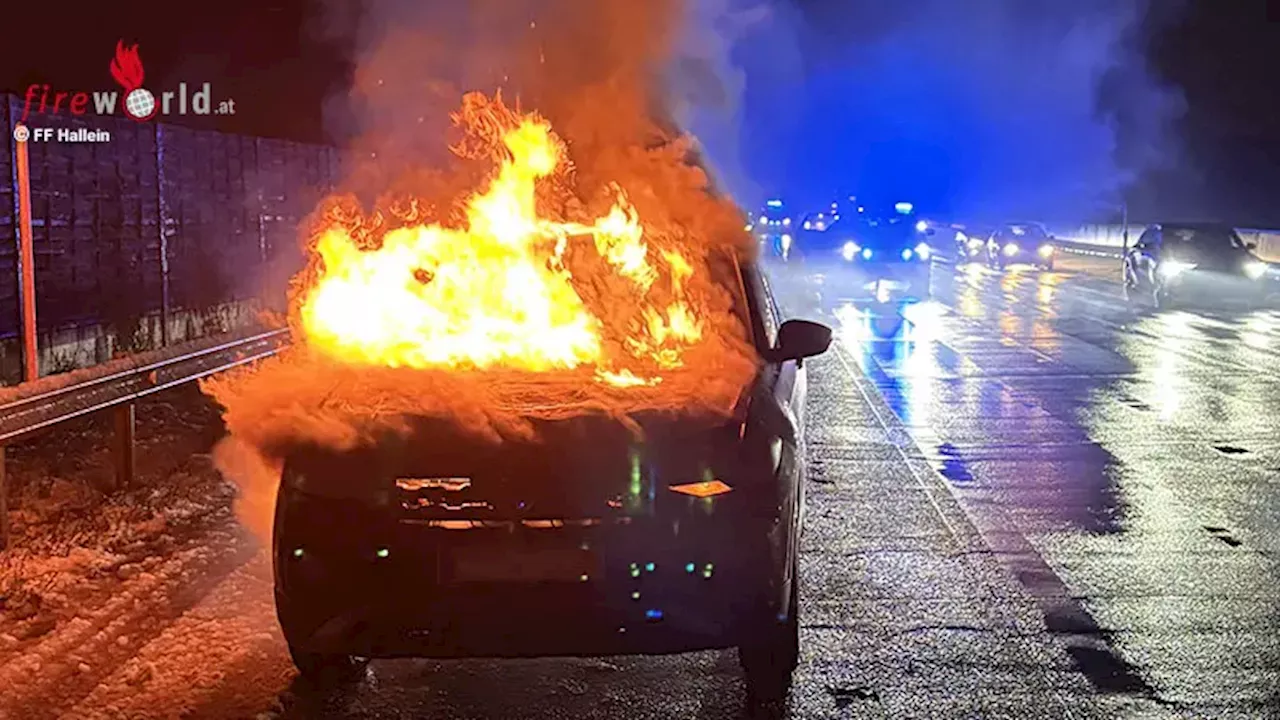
[113, 403, 137, 489]
[0, 446, 9, 551]
[14, 123, 39, 382]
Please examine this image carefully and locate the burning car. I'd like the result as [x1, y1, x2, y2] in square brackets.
[272, 266, 830, 702]
[238, 94, 833, 704]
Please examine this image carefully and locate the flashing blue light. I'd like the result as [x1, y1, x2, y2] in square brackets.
[645, 609, 664, 620]
[766, 199, 782, 208]
[861, 248, 872, 260]
[645, 562, 655, 572]
[895, 202, 914, 214]
[901, 249, 913, 261]
[685, 562, 696, 573]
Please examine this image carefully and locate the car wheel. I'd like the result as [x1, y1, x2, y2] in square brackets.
[739, 556, 799, 705]
[273, 482, 369, 687]
[288, 644, 369, 685]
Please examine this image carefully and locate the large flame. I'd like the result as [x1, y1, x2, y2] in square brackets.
[297, 97, 707, 386]
[203, 91, 760, 495]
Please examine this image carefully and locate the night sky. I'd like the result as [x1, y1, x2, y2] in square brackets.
[3, 0, 1279, 225]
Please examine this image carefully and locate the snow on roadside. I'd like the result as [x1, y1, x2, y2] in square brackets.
[65, 551, 295, 720]
[0, 380, 269, 718]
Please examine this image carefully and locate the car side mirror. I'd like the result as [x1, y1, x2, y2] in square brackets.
[771, 319, 832, 366]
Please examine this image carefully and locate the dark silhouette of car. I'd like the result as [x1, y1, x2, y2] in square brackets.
[787, 208, 935, 304]
[1123, 223, 1279, 308]
[986, 222, 1056, 270]
[271, 260, 832, 704]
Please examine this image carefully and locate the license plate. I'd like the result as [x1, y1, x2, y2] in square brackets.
[446, 546, 598, 583]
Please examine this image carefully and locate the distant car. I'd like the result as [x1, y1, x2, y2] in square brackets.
[271, 260, 832, 704]
[986, 222, 1055, 270]
[754, 201, 794, 258]
[1122, 223, 1279, 308]
[790, 209, 935, 304]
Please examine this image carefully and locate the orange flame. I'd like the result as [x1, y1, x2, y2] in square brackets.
[297, 95, 708, 386]
[110, 40, 145, 90]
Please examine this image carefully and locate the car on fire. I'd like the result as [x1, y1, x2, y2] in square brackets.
[271, 260, 832, 703]
[985, 222, 1056, 270]
[1122, 223, 1280, 308]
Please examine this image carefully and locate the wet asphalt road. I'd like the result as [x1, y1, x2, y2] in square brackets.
[9, 252, 1280, 718]
[771, 252, 1280, 718]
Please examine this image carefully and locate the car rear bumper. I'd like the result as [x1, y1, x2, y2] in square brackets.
[274, 493, 783, 659]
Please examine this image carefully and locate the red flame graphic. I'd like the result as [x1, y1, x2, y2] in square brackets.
[110, 40, 145, 91]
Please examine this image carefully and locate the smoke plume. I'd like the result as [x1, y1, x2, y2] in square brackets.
[677, 0, 1186, 221]
[205, 0, 761, 539]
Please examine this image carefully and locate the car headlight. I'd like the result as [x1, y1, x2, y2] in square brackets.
[915, 220, 928, 233]
[1244, 261, 1268, 280]
[1159, 260, 1196, 279]
[780, 234, 792, 250]
[914, 242, 931, 260]
[1038, 245, 1054, 258]
[1003, 243, 1019, 256]
[842, 241, 859, 261]
[861, 248, 873, 260]
[901, 248, 913, 260]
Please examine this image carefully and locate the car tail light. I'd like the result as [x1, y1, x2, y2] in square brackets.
[668, 480, 733, 497]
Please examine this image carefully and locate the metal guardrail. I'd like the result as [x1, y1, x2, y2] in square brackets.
[0, 328, 289, 549]
[1049, 239, 1125, 259]
[0, 329, 288, 443]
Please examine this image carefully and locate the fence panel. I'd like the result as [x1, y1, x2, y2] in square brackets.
[0, 92, 343, 355]
[1, 98, 15, 340]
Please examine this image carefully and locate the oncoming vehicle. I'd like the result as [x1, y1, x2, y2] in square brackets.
[1123, 223, 1279, 308]
[986, 222, 1055, 270]
[271, 259, 833, 703]
[754, 199, 794, 259]
[792, 205, 935, 304]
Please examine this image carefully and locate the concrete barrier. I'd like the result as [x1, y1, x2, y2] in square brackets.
[1046, 223, 1280, 262]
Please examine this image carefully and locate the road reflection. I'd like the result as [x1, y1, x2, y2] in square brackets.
[818, 262, 1131, 535]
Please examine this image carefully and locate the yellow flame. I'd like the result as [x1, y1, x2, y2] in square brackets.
[299, 115, 704, 385]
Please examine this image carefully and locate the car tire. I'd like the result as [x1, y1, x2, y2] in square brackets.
[739, 556, 800, 705]
[273, 483, 369, 687]
[288, 644, 369, 685]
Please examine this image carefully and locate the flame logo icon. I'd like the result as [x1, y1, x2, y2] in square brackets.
[109, 40, 156, 122]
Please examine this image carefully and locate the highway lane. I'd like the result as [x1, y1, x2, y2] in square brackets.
[771, 252, 1280, 717]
